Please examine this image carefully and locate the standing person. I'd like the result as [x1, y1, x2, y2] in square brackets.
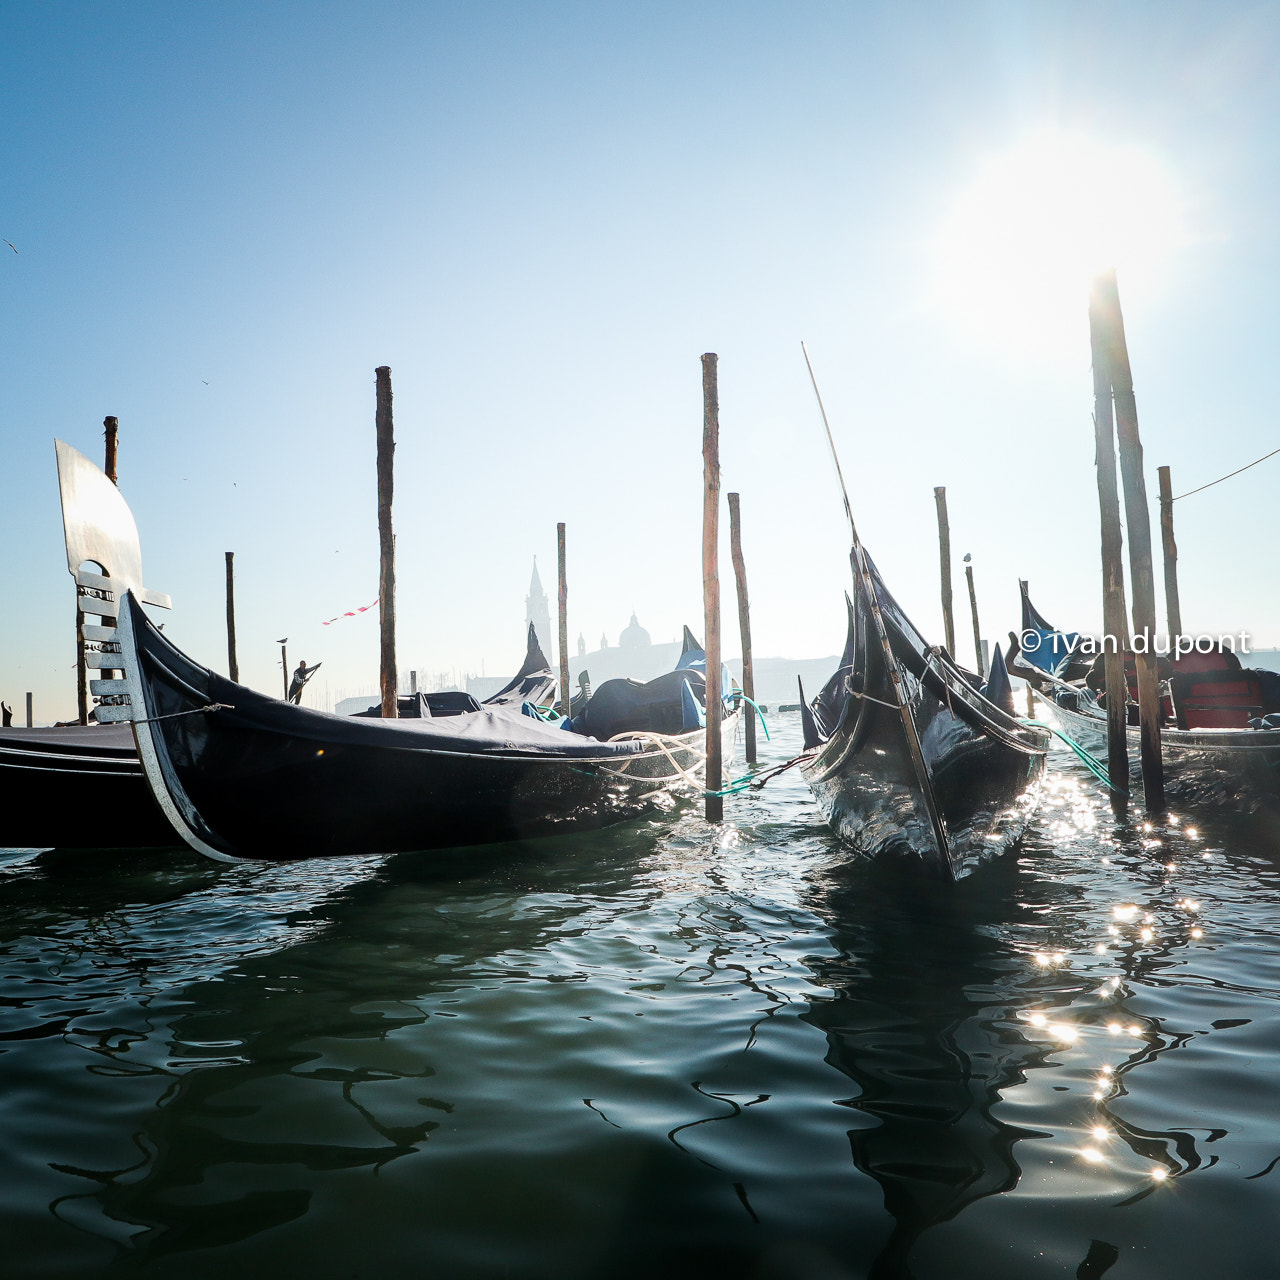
[288, 660, 321, 705]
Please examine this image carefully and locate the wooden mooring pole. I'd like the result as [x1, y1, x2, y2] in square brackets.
[1158, 465, 1182, 642]
[75, 602, 88, 724]
[103, 416, 118, 485]
[934, 486, 956, 656]
[1092, 271, 1164, 815]
[78, 417, 122, 722]
[225, 552, 239, 682]
[25, 692, 32, 728]
[964, 555, 985, 677]
[701, 353, 723, 822]
[1088, 281, 1133, 804]
[557, 522, 570, 717]
[727, 491, 756, 765]
[375, 366, 398, 719]
[279, 640, 288, 699]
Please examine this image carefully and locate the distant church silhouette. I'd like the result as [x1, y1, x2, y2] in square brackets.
[525, 559, 552, 650]
[461, 557, 837, 703]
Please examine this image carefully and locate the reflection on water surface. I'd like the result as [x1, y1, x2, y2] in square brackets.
[3, 720, 1280, 1278]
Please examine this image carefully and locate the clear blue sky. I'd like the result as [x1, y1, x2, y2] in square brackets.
[4, 2, 1279, 718]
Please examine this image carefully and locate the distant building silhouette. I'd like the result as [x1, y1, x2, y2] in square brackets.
[525, 559, 551, 650]
[468, 571, 843, 706]
[619, 613, 651, 648]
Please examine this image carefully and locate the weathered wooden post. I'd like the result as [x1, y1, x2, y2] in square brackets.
[375, 366, 398, 719]
[77, 416, 123, 721]
[964, 554, 985, 677]
[225, 552, 239, 682]
[1157, 465, 1182, 643]
[1092, 271, 1164, 814]
[279, 639, 288, 699]
[727, 491, 757, 764]
[701, 353, 723, 822]
[557, 522, 570, 717]
[1088, 280, 1133, 803]
[934, 486, 956, 656]
[103, 417, 118, 484]
[25, 692, 33, 728]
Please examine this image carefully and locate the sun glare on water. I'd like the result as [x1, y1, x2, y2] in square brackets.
[931, 131, 1190, 356]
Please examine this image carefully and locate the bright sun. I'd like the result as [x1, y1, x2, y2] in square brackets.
[931, 131, 1191, 355]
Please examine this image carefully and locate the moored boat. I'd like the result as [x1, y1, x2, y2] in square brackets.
[800, 554, 1049, 879]
[1011, 586, 1280, 819]
[60, 438, 738, 862]
[101, 589, 735, 862]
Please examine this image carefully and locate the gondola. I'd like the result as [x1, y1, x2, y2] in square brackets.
[0, 630, 559, 853]
[1010, 584, 1280, 818]
[100, 591, 736, 862]
[66, 443, 737, 862]
[799, 553, 1049, 879]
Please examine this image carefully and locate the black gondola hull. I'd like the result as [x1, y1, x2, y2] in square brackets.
[117, 594, 735, 862]
[803, 669, 1044, 875]
[801, 559, 1048, 878]
[0, 726, 174, 849]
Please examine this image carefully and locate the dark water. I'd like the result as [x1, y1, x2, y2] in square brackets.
[3, 717, 1280, 1279]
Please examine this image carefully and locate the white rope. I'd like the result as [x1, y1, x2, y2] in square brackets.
[596, 730, 708, 789]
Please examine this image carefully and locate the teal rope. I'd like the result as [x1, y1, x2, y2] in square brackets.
[704, 773, 754, 798]
[1021, 718, 1129, 796]
[737, 694, 771, 740]
[702, 694, 771, 796]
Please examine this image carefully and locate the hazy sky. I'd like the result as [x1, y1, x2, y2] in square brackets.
[4, 2, 1280, 718]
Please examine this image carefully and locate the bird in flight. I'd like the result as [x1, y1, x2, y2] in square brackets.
[3, 240, 16, 254]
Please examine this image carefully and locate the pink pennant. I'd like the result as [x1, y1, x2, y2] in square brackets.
[322, 598, 380, 626]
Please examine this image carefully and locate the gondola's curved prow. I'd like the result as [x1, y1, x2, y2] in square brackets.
[483, 623, 557, 708]
[801, 556, 1049, 878]
[1016, 579, 1091, 682]
[111, 591, 241, 862]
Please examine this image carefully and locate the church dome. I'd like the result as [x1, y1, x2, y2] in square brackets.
[619, 613, 651, 648]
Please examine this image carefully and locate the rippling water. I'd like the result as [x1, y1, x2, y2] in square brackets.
[3, 716, 1280, 1279]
